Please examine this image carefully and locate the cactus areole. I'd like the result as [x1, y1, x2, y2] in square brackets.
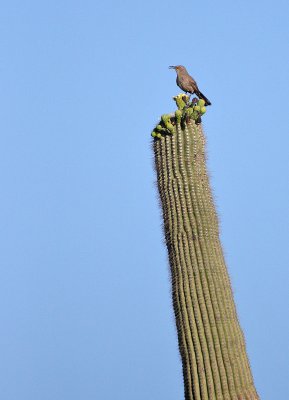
[152, 95, 259, 400]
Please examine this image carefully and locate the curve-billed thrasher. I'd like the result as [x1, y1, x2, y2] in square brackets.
[169, 65, 211, 106]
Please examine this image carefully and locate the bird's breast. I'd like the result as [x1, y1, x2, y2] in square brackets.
[176, 76, 185, 90]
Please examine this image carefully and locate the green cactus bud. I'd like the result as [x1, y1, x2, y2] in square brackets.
[173, 94, 187, 110]
[198, 99, 206, 107]
[192, 111, 199, 120]
[194, 105, 201, 112]
[186, 108, 195, 118]
[151, 131, 157, 138]
[175, 109, 182, 123]
[161, 114, 175, 134]
[156, 125, 168, 134]
[166, 123, 175, 134]
[200, 106, 206, 114]
[161, 114, 171, 125]
[156, 133, 162, 139]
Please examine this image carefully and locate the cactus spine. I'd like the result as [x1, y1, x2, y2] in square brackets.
[153, 95, 259, 400]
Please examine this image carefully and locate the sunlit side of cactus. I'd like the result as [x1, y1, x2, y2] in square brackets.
[152, 95, 259, 400]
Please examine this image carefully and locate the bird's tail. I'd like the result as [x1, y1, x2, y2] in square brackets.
[195, 90, 211, 106]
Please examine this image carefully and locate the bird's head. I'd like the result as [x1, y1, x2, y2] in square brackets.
[169, 65, 187, 74]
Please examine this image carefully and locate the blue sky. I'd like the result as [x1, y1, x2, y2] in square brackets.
[0, 1, 288, 399]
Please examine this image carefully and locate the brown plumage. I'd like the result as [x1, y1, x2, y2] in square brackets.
[169, 65, 211, 106]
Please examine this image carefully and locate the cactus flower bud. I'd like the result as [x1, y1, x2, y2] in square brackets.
[197, 99, 206, 107]
[175, 109, 182, 123]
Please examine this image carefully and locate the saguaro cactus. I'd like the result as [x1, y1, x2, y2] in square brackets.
[152, 95, 259, 400]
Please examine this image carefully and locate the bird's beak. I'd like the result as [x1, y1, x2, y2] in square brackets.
[169, 66, 176, 69]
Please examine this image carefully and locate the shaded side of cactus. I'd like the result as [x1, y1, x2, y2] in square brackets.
[152, 95, 259, 400]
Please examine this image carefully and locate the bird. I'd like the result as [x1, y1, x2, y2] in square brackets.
[169, 65, 211, 106]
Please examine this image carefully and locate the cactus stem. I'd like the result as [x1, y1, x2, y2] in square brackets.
[152, 99, 259, 400]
